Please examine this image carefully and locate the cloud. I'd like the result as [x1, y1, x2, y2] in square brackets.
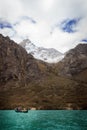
[0, 18, 15, 37]
[19, 16, 37, 24]
[0, 28, 15, 37]
[0, 0, 87, 53]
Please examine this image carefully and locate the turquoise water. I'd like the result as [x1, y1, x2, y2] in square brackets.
[0, 110, 87, 130]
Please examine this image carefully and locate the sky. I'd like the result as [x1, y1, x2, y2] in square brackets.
[0, 0, 87, 53]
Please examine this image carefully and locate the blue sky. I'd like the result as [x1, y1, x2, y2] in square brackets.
[81, 39, 87, 42]
[0, 0, 87, 52]
[0, 21, 12, 29]
[60, 18, 81, 33]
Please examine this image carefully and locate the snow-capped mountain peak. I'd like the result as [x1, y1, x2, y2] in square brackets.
[20, 39, 64, 63]
[20, 39, 36, 51]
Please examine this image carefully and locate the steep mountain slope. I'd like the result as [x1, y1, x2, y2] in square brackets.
[58, 44, 87, 77]
[0, 34, 48, 89]
[0, 34, 87, 110]
[20, 39, 64, 63]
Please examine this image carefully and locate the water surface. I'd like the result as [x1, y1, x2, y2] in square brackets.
[0, 110, 87, 130]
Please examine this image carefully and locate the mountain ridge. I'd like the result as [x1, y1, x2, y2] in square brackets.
[0, 34, 87, 110]
[20, 39, 64, 63]
[58, 43, 87, 77]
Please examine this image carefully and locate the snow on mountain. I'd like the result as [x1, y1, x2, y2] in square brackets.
[20, 39, 64, 63]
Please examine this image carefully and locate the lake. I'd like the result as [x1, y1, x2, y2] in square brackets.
[0, 110, 87, 130]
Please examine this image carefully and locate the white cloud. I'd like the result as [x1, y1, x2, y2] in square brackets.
[0, 0, 87, 53]
[39, 0, 55, 12]
[0, 0, 23, 22]
[0, 28, 15, 37]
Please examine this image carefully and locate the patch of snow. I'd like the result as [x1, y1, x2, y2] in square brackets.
[20, 39, 64, 63]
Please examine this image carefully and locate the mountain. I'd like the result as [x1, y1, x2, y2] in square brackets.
[0, 34, 51, 88]
[20, 39, 64, 63]
[0, 34, 87, 110]
[58, 43, 87, 78]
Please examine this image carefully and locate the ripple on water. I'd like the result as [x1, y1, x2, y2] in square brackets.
[0, 110, 87, 130]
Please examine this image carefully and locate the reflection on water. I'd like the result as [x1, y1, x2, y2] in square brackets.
[0, 110, 87, 130]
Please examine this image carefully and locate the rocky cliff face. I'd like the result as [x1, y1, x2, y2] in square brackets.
[59, 44, 87, 76]
[0, 34, 45, 89]
[0, 34, 27, 88]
